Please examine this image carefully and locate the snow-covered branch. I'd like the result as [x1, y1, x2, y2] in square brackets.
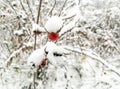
[64, 46, 120, 76]
[59, 21, 75, 37]
[3, 47, 23, 68]
[59, 1, 80, 38]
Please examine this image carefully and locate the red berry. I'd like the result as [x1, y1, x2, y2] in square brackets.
[47, 33, 59, 41]
[40, 59, 46, 68]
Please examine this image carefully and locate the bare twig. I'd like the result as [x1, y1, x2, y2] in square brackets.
[48, 0, 56, 17]
[5, 43, 11, 54]
[34, 34, 37, 50]
[6, 0, 17, 15]
[59, 27, 74, 40]
[78, 30, 90, 40]
[59, 0, 68, 16]
[34, 0, 43, 50]
[58, 21, 77, 40]
[36, 0, 42, 24]
[26, 0, 35, 21]
[19, 0, 29, 16]
[106, 32, 120, 54]
[62, 14, 76, 20]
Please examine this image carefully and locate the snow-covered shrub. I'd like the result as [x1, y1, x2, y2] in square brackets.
[0, 0, 120, 89]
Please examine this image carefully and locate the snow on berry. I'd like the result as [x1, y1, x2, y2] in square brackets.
[27, 47, 46, 67]
[46, 42, 69, 54]
[45, 42, 69, 67]
[45, 16, 63, 33]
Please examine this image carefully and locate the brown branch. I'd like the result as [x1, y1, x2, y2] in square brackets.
[33, 0, 43, 89]
[36, 0, 42, 24]
[78, 31, 90, 40]
[34, 0, 43, 50]
[34, 34, 37, 50]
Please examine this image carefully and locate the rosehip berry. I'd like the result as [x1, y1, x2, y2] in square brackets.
[47, 33, 59, 41]
[40, 59, 46, 68]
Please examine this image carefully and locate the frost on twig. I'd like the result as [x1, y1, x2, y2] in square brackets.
[59, 0, 68, 16]
[59, 3, 80, 38]
[3, 47, 23, 68]
[59, 21, 75, 37]
[47, 0, 56, 17]
[32, 21, 46, 34]
[64, 46, 120, 77]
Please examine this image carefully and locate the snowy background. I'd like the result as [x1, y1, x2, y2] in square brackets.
[0, 0, 120, 89]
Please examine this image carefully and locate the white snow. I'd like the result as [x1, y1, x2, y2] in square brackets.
[59, 4, 80, 36]
[14, 30, 23, 36]
[45, 42, 57, 52]
[3, 41, 9, 44]
[27, 47, 45, 67]
[71, 27, 80, 32]
[45, 42, 69, 67]
[45, 16, 63, 33]
[81, 0, 93, 5]
[11, 1, 18, 6]
[32, 21, 46, 33]
[27, 42, 69, 68]
[23, 42, 33, 48]
[34, 0, 39, 5]
[46, 42, 69, 54]
[62, 7, 77, 20]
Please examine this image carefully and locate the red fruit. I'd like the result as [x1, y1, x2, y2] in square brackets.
[47, 33, 59, 41]
[40, 59, 46, 68]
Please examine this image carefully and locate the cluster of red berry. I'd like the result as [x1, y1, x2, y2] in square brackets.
[39, 16, 62, 68]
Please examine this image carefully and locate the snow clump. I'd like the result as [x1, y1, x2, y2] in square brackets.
[45, 16, 63, 33]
